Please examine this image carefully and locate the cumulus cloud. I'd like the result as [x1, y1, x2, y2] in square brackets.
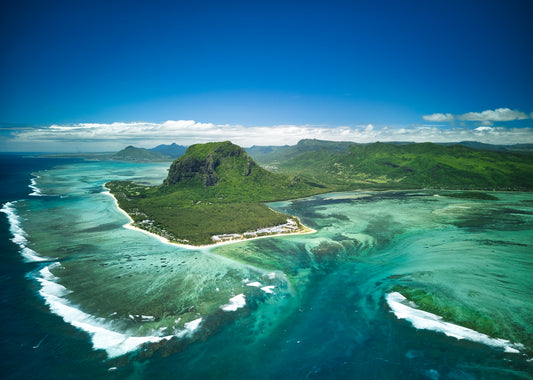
[422, 113, 454, 122]
[2, 120, 532, 152]
[459, 108, 529, 122]
[474, 126, 494, 132]
[424, 108, 530, 125]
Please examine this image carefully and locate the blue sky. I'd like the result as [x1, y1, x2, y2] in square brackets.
[1, 0, 532, 151]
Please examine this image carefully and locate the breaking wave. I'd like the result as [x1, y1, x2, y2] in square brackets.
[386, 292, 524, 354]
[29, 176, 42, 196]
[1, 201, 50, 262]
[35, 263, 203, 358]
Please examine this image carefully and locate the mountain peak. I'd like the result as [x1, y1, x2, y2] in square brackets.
[112, 145, 172, 161]
[163, 141, 257, 187]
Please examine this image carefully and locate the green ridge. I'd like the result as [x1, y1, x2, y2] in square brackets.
[252, 141, 533, 191]
[112, 145, 173, 161]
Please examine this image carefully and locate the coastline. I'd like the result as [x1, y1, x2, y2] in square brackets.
[102, 186, 316, 250]
[102, 186, 516, 251]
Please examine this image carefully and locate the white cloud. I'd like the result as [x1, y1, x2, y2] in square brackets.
[422, 113, 454, 122]
[2, 120, 532, 152]
[459, 108, 529, 122]
[474, 126, 494, 132]
[424, 108, 531, 125]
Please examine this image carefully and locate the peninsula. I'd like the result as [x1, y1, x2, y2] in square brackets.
[106, 141, 324, 246]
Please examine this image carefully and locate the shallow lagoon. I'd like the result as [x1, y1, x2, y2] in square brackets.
[3, 160, 533, 379]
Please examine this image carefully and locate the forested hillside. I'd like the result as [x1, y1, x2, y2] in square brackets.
[249, 140, 533, 190]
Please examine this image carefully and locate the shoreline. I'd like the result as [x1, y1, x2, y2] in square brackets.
[102, 186, 316, 250]
[103, 186, 524, 250]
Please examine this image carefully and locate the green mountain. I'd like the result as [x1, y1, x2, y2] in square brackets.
[436, 141, 533, 154]
[246, 139, 353, 170]
[247, 139, 533, 167]
[112, 146, 173, 161]
[161, 141, 328, 198]
[164, 141, 255, 187]
[107, 141, 323, 245]
[341, 142, 533, 190]
[249, 141, 533, 191]
[150, 143, 187, 158]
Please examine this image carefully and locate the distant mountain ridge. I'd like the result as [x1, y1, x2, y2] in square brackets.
[246, 139, 353, 165]
[150, 143, 188, 157]
[112, 143, 187, 161]
[439, 141, 533, 153]
[246, 139, 533, 164]
[247, 139, 533, 191]
[111, 146, 172, 161]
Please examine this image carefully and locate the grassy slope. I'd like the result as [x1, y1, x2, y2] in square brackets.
[256, 142, 533, 191]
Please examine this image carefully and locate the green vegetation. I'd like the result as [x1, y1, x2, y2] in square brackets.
[250, 140, 533, 191]
[108, 140, 533, 246]
[440, 141, 533, 154]
[107, 141, 326, 245]
[246, 139, 353, 168]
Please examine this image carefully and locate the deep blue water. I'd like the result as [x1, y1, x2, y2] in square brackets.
[1, 155, 532, 379]
[0, 155, 111, 379]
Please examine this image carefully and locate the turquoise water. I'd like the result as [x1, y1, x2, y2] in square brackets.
[2, 159, 532, 379]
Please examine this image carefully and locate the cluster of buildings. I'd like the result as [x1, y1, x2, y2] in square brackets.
[212, 219, 299, 243]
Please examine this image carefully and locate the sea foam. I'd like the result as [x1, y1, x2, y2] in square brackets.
[260, 286, 275, 294]
[1, 201, 50, 262]
[246, 281, 262, 287]
[386, 292, 524, 354]
[29, 176, 42, 196]
[221, 294, 246, 312]
[35, 264, 202, 358]
[176, 318, 203, 338]
[246, 281, 276, 294]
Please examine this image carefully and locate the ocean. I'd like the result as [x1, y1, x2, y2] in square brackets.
[1, 154, 532, 379]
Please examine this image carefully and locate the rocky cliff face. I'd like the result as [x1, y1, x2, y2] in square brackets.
[163, 141, 258, 187]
